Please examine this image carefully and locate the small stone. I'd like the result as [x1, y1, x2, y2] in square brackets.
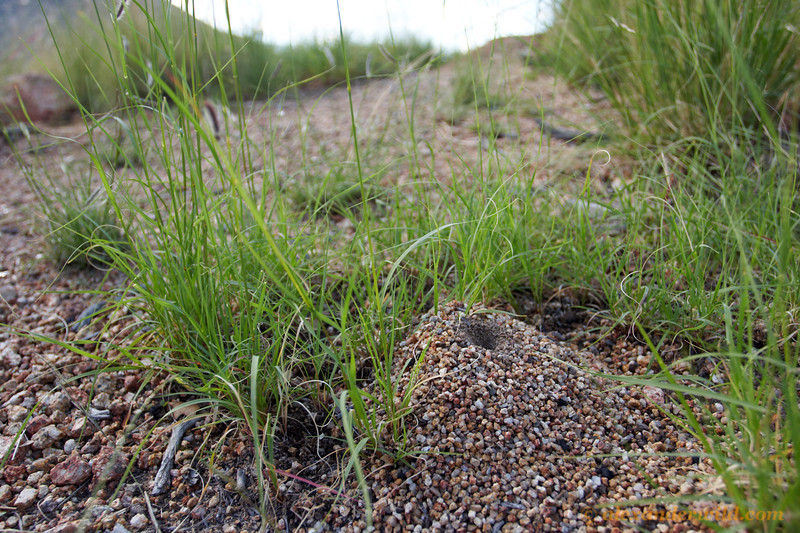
[0, 73, 76, 124]
[90, 447, 129, 485]
[31, 425, 63, 450]
[123, 375, 141, 392]
[0, 346, 21, 366]
[0, 285, 17, 303]
[81, 439, 102, 454]
[29, 457, 51, 473]
[51, 456, 93, 486]
[92, 392, 112, 410]
[47, 522, 81, 533]
[91, 505, 114, 518]
[39, 496, 62, 514]
[88, 407, 112, 421]
[642, 385, 665, 405]
[13, 486, 37, 510]
[42, 447, 62, 459]
[25, 414, 51, 437]
[0, 436, 22, 462]
[6, 405, 28, 423]
[41, 392, 72, 415]
[129, 513, 148, 529]
[3, 391, 29, 407]
[0, 484, 12, 503]
[110, 400, 128, 418]
[3, 464, 27, 483]
[64, 439, 77, 453]
[112, 525, 132, 533]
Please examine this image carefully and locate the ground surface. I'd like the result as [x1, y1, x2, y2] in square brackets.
[0, 39, 726, 532]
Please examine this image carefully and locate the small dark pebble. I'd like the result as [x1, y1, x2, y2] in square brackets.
[39, 496, 63, 515]
[554, 438, 571, 451]
[148, 402, 167, 419]
[595, 465, 615, 479]
[70, 301, 108, 332]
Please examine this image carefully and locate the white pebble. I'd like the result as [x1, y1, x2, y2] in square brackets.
[130, 514, 148, 529]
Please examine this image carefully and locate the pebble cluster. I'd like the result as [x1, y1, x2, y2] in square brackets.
[329, 301, 714, 532]
[0, 287, 263, 533]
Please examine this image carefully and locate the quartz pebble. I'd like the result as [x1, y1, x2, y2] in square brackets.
[129, 514, 148, 530]
[13, 487, 37, 510]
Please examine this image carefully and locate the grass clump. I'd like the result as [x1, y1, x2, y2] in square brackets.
[451, 60, 505, 110]
[544, 0, 800, 528]
[289, 165, 390, 219]
[36, 181, 126, 268]
[7, 126, 129, 268]
[548, 0, 800, 142]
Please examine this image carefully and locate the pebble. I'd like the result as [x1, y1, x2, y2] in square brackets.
[41, 392, 72, 414]
[3, 390, 29, 407]
[0, 484, 12, 503]
[0, 285, 17, 303]
[0, 346, 22, 367]
[90, 505, 114, 518]
[13, 486, 37, 510]
[6, 405, 28, 422]
[129, 513, 148, 529]
[50, 456, 93, 486]
[31, 425, 63, 450]
[46, 522, 82, 533]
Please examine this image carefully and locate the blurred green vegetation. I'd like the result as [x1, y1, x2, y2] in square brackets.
[541, 0, 800, 143]
[28, 0, 440, 113]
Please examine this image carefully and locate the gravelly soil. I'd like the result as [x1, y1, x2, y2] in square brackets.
[320, 301, 719, 532]
[0, 39, 726, 532]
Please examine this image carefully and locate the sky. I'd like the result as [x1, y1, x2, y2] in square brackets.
[170, 0, 553, 51]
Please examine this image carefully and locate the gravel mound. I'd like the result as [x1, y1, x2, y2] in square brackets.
[330, 301, 710, 532]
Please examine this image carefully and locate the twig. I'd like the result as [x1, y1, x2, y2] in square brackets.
[152, 418, 197, 496]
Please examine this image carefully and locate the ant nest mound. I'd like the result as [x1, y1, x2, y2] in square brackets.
[331, 301, 716, 531]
